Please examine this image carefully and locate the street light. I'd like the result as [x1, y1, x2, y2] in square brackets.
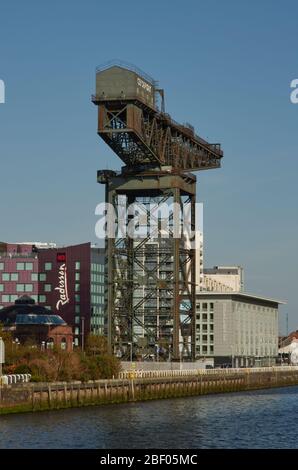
[81, 316, 85, 351]
[155, 344, 159, 362]
[127, 342, 133, 362]
[168, 344, 172, 363]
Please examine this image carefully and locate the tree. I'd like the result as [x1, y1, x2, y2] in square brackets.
[85, 334, 108, 356]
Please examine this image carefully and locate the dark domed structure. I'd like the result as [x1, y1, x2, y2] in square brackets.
[0, 296, 73, 351]
[0, 295, 65, 326]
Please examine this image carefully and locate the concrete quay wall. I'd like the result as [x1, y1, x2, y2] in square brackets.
[1, 368, 298, 415]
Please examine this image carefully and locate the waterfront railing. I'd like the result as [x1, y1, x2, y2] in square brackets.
[118, 366, 298, 380]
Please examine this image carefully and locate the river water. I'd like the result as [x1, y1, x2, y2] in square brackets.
[0, 386, 297, 449]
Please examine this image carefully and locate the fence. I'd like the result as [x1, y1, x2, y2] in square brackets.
[118, 365, 298, 380]
[0, 374, 31, 385]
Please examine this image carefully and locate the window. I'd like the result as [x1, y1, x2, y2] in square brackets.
[202, 324, 208, 331]
[39, 295, 46, 303]
[75, 261, 81, 270]
[39, 273, 46, 281]
[202, 313, 208, 320]
[75, 294, 80, 302]
[11, 273, 19, 281]
[31, 273, 38, 281]
[2, 273, 10, 281]
[2, 295, 10, 302]
[210, 346, 214, 353]
[210, 303, 214, 310]
[16, 284, 25, 292]
[25, 262, 33, 271]
[45, 262, 52, 271]
[75, 327, 80, 335]
[75, 272, 80, 281]
[75, 316, 80, 324]
[0, 263, 4, 270]
[210, 313, 214, 321]
[75, 305, 80, 314]
[25, 284, 33, 292]
[16, 262, 25, 270]
[0, 285, 3, 292]
[44, 284, 52, 292]
[202, 346, 208, 354]
[203, 303, 208, 311]
[202, 334, 208, 341]
[75, 284, 80, 292]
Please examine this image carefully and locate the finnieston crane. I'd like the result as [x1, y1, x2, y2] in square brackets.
[92, 61, 223, 361]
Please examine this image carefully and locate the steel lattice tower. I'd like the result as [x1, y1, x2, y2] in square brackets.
[92, 62, 223, 361]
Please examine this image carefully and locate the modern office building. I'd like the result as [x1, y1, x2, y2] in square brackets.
[203, 266, 244, 293]
[0, 242, 105, 346]
[195, 292, 283, 367]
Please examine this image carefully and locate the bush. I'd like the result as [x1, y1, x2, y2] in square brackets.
[14, 364, 32, 375]
[0, 332, 121, 382]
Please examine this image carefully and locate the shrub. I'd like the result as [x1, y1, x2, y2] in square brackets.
[14, 364, 32, 375]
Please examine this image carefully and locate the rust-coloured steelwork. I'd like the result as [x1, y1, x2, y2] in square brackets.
[93, 62, 223, 361]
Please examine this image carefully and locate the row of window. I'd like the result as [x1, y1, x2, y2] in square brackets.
[1, 294, 47, 303]
[91, 274, 104, 284]
[0, 262, 34, 271]
[91, 284, 104, 294]
[196, 334, 214, 343]
[0, 283, 54, 293]
[196, 345, 214, 354]
[91, 263, 104, 273]
[196, 302, 214, 311]
[92, 306, 104, 314]
[236, 303, 277, 313]
[0, 261, 82, 272]
[196, 324, 214, 332]
[196, 313, 214, 321]
[1, 273, 48, 282]
[91, 316, 105, 326]
[91, 295, 104, 305]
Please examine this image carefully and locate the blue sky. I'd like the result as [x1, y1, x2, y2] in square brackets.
[0, 0, 297, 332]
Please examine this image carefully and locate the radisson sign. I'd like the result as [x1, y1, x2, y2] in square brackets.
[55, 253, 70, 310]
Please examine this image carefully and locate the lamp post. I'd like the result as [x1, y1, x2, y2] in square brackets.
[127, 342, 133, 363]
[0, 337, 4, 402]
[155, 344, 159, 362]
[81, 316, 85, 352]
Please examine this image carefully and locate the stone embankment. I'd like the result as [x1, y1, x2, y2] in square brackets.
[1, 366, 298, 415]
